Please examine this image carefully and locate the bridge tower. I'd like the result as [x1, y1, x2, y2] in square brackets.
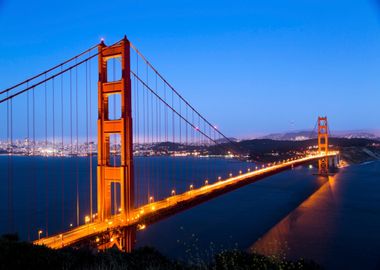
[318, 116, 329, 175]
[97, 36, 134, 221]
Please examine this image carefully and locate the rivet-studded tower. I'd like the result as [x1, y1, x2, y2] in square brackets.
[318, 116, 329, 175]
[97, 36, 134, 221]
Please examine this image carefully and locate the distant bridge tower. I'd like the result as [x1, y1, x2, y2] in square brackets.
[318, 116, 329, 175]
[97, 36, 134, 221]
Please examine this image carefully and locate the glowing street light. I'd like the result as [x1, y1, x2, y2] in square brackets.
[85, 215, 90, 224]
[189, 184, 194, 190]
[204, 179, 209, 185]
[171, 189, 176, 196]
[137, 224, 146, 231]
[229, 173, 232, 177]
[218, 176, 222, 181]
[149, 196, 154, 203]
[38, 230, 43, 240]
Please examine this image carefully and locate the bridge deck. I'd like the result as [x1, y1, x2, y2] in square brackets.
[34, 153, 338, 249]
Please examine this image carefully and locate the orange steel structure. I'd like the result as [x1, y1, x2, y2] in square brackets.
[97, 36, 134, 222]
[318, 116, 329, 175]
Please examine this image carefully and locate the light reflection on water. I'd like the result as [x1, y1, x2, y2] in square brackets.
[251, 161, 380, 269]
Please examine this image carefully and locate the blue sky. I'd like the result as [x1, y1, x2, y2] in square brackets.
[0, 0, 379, 138]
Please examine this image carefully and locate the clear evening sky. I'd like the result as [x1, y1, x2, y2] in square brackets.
[0, 0, 379, 138]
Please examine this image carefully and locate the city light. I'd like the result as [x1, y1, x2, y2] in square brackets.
[137, 224, 146, 230]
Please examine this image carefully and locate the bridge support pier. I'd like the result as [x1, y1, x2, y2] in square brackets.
[120, 227, 136, 252]
[96, 227, 136, 252]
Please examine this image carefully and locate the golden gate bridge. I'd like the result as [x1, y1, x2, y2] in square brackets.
[0, 36, 338, 251]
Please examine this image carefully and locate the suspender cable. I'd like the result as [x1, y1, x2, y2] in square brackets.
[171, 87, 175, 190]
[155, 73, 159, 199]
[26, 82, 30, 240]
[52, 78, 55, 157]
[135, 52, 141, 207]
[52, 78, 56, 232]
[75, 62, 79, 226]
[6, 91, 12, 233]
[69, 69, 74, 226]
[88, 56, 93, 222]
[61, 67, 65, 230]
[44, 76, 49, 237]
[32, 86, 36, 238]
[149, 76, 153, 198]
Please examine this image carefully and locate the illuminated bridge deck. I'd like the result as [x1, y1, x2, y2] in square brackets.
[34, 152, 338, 249]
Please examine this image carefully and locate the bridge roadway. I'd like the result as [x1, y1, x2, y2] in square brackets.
[34, 152, 338, 249]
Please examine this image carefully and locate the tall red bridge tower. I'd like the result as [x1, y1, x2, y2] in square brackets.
[97, 37, 134, 221]
[318, 116, 329, 175]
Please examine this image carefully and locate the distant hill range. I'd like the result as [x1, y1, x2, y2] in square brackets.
[261, 130, 379, 141]
[215, 137, 238, 144]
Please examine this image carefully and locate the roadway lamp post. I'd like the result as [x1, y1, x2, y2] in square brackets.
[38, 230, 43, 240]
[85, 215, 90, 235]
